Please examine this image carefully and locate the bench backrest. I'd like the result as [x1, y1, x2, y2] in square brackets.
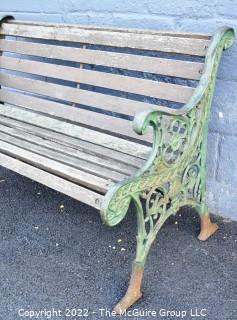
[0, 20, 211, 143]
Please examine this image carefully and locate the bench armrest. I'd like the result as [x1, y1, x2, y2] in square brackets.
[133, 26, 235, 136]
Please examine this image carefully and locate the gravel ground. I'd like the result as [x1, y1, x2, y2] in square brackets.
[0, 167, 236, 320]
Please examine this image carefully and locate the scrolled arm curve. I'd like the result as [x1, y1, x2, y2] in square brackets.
[133, 106, 181, 135]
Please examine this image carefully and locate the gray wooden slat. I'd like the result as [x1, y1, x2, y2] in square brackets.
[0, 139, 113, 193]
[9, 20, 212, 40]
[0, 57, 194, 104]
[0, 103, 151, 159]
[0, 56, 194, 103]
[0, 152, 103, 209]
[0, 115, 147, 166]
[0, 22, 210, 56]
[0, 73, 161, 116]
[0, 122, 139, 175]
[0, 89, 153, 143]
[0, 39, 203, 80]
[0, 130, 129, 182]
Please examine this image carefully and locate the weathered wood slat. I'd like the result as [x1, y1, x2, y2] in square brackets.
[0, 22, 210, 56]
[0, 139, 113, 193]
[0, 130, 129, 182]
[0, 124, 138, 176]
[0, 152, 103, 209]
[0, 104, 151, 159]
[0, 73, 161, 116]
[0, 123, 139, 175]
[0, 39, 203, 80]
[0, 56, 194, 102]
[0, 115, 147, 167]
[0, 89, 153, 143]
[9, 20, 212, 40]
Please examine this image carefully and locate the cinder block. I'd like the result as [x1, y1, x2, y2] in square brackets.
[210, 80, 237, 136]
[207, 180, 237, 219]
[174, 17, 236, 33]
[216, 135, 237, 186]
[218, 48, 237, 82]
[5, 12, 63, 22]
[214, 0, 237, 19]
[0, 0, 42, 12]
[0, 0, 65, 14]
[147, 0, 217, 17]
[40, 1, 65, 14]
[64, 0, 147, 14]
[68, 12, 176, 30]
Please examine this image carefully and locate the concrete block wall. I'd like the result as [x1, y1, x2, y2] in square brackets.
[0, 1, 236, 219]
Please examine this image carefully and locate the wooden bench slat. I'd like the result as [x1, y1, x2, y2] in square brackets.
[10, 20, 212, 40]
[0, 39, 203, 80]
[0, 56, 194, 103]
[0, 73, 163, 116]
[0, 89, 153, 143]
[0, 123, 137, 176]
[0, 115, 146, 167]
[0, 104, 151, 159]
[0, 130, 130, 182]
[0, 152, 103, 209]
[1, 22, 210, 56]
[0, 139, 113, 193]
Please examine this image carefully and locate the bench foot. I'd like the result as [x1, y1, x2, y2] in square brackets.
[113, 263, 143, 314]
[198, 215, 218, 241]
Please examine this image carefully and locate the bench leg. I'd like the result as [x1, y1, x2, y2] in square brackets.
[113, 192, 170, 314]
[113, 261, 143, 314]
[196, 204, 218, 241]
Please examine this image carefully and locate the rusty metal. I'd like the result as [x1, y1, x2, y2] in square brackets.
[113, 262, 144, 314]
[198, 215, 219, 241]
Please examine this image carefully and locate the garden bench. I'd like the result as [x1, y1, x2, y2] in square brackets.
[0, 15, 234, 313]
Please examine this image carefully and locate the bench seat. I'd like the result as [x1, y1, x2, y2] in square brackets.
[0, 103, 150, 204]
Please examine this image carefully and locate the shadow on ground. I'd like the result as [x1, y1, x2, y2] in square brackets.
[0, 167, 236, 320]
